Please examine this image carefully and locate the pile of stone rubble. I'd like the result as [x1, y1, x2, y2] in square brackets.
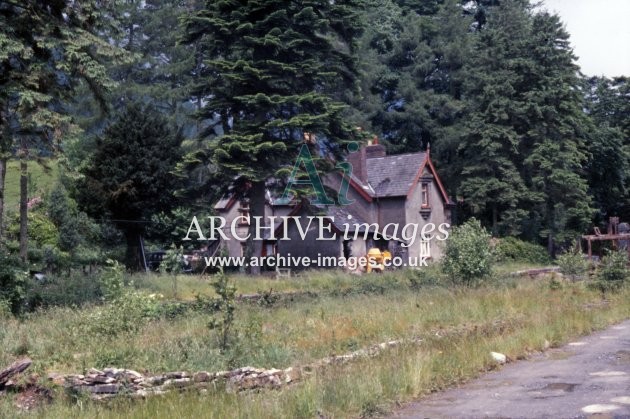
[49, 366, 303, 400]
[3, 318, 520, 405]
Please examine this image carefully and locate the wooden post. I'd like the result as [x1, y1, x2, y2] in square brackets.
[587, 239, 592, 260]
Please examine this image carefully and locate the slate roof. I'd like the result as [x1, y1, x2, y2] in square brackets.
[365, 152, 427, 197]
[324, 205, 371, 232]
[214, 196, 234, 210]
[262, 204, 371, 239]
[215, 150, 445, 210]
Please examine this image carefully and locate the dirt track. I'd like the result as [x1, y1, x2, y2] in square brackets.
[393, 319, 630, 418]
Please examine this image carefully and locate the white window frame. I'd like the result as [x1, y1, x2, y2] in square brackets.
[420, 239, 431, 258]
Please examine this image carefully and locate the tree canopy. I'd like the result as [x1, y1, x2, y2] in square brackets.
[1, 0, 629, 265]
[76, 103, 182, 268]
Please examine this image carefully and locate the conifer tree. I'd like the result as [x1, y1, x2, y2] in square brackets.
[0, 0, 125, 257]
[181, 0, 364, 272]
[76, 103, 182, 270]
[357, 0, 470, 156]
[584, 76, 630, 221]
[455, 0, 532, 235]
[520, 12, 594, 251]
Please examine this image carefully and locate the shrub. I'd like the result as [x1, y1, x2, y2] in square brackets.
[406, 267, 444, 290]
[556, 251, 590, 281]
[24, 272, 102, 310]
[99, 259, 125, 301]
[208, 269, 237, 351]
[159, 244, 184, 275]
[442, 218, 493, 285]
[0, 299, 12, 319]
[84, 291, 160, 336]
[6, 211, 59, 247]
[594, 250, 628, 291]
[41, 244, 72, 272]
[0, 253, 27, 315]
[494, 237, 551, 264]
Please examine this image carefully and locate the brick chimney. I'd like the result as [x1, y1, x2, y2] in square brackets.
[365, 136, 386, 159]
[347, 145, 368, 184]
[347, 137, 387, 184]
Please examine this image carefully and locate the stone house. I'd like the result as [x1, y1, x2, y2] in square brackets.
[213, 142, 453, 267]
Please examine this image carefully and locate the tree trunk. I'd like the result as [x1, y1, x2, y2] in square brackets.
[246, 181, 266, 275]
[19, 157, 28, 262]
[492, 204, 498, 236]
[0, 103, 9, 242]
[124, 228, 142, 271]
[0, 157, 6, 241]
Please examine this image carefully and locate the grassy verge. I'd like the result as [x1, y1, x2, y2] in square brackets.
[131, 270, 396, 300]
[132, 262, 547, 301]
[132, 266, 449, 300]
[1, 272, 628, 418]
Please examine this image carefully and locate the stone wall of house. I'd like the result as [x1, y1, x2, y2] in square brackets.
[323, 173, 376, 224]
[405, 170, 450, 261]
[276, 213, 342, 267]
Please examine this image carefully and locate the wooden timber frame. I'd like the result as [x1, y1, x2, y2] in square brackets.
[582, 217, 630, 260]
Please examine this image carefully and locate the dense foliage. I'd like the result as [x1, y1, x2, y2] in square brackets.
[180, 0, 365, 271]
[556, 250, 590, 282]
[76, 103, 182, 268]
[442, 218, 493, 284]
[595, 250, 629, 291]
[0, 0, 127, 262]
[494, 237, 551, 265]
[0, 0, 629, 271]
[0, 252, 26, 315]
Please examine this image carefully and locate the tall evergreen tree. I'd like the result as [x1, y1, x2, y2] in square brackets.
[65, 0, 202, 183]
[453, 2, 593, 248]
[520, 12, 594, 251]
[357, 0, 470, 156]
[455, 0, 532, 235]
[104, 0, 203, 125]
[0, 0, 125, 257]
[584, 76, 630, 221]
[76, 103, 182, 270]
[181, 0, 364, 272]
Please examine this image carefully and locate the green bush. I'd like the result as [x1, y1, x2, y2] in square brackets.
[208, 269, 237, 352]
[84, 291, 160, 336]
[0, 253, 27, 315]
[442, 218, 493, 285]
[24, 272, 102, 310]
[99, 259, 125, 301]
[594, 250, 628, 291]
[41, 245, 72, 272]
[159, 244, 184, 275]
[73, 246, 102, 266]
[6, 211, 59, 247]
[406, 266, 444, 290]
[494, 237, 550, 264]
[556, 251, 589, 281]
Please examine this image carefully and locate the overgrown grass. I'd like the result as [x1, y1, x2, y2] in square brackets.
[132, 263, 549, 301]
[1, 270, 629, 418]
[132, 267, 444, 300]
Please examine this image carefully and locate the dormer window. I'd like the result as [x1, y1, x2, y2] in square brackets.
[421, 183, 430, 208]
